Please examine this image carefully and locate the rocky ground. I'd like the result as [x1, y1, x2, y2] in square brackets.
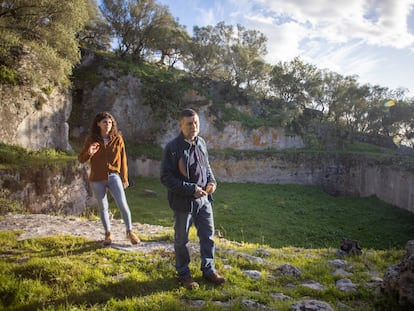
[0, 213, 177, 253]
[2, 213, 410, 311]
[0, 213, 385, 311]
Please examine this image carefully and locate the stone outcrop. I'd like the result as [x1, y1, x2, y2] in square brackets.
[129, 152, 414, 213]
[70, 51, 304, 150]
[383, 240, 414, 309]
[0, 160, 91, 215]
[158, 105, 305, 150]
[0, 84, 72, 151]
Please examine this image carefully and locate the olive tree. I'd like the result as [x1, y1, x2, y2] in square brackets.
[100, 0, 181, 61]
[0, 0, 90, 86]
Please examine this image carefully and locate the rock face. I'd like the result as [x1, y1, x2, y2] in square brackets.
[70, 73, 160, 145]
[70, 51, 304, 150]
[0, 161, 91, 215]
[0, 85, 72, 151]
[383, 240, 414, 309]
[157, 105, 305, 150]
[128, 152, 414, 213]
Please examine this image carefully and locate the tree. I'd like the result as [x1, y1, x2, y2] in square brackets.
[77, 0, 112, 51]
[144, 10, 190, 69]
[226, 24, 268, 89]
[186, 22, 268, 91]
[0, 0, 90, 86]
[186, 24, 225, 80]
[270, 57, 321, 109]
[100, 0, 179, 61]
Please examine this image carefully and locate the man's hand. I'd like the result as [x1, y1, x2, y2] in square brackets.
[205, 183, 216, 194]
[194, 186, 208, 198]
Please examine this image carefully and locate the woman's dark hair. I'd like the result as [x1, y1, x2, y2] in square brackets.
[89, 111, 120, 139]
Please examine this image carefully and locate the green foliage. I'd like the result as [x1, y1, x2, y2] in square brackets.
[0, 65, 18, 85]
[0, 0, 90, 87]
[100, 0, 180, 61]
[42, 85, 53, 96]
[188, 22, 268, 89]
[0, 143, 75, 169]
[31, 41, 74, 87]
[0, 189, 25, 215]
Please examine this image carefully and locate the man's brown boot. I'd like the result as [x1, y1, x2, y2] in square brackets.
[178, 275, 199, 290]
[203, 271, 226, 285]
[103, 231, 112, 246]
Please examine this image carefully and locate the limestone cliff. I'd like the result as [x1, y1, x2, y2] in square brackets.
[70, 51, 304, 150]
[0, 160, 90, 215]
[0, 84, 72, 151]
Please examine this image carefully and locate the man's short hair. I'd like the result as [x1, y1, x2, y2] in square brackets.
[179, 108, 198, 120]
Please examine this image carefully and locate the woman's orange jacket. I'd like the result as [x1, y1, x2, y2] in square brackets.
[78, 134, 128, 183]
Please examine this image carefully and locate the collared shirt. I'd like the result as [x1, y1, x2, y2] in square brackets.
[188, 142, 207, 187]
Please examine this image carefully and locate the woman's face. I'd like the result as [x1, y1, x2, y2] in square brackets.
[97, 117, 113, 136]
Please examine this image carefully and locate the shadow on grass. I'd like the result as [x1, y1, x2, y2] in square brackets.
[9, 276, 179, 311]
[19, 238, 103, 257]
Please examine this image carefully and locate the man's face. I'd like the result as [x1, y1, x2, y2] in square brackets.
[179, 114, 200, 141]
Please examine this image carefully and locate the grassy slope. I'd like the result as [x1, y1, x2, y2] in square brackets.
[125, 176, 414, 250]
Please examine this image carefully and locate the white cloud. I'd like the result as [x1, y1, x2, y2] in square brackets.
[248, 0, 414, 48]
[244, 15, 307, 62]
[159, 0, 414, 94]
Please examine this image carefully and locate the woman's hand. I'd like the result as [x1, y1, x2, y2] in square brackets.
[123, 181, 129, 189]
[88, 142, 100, 156]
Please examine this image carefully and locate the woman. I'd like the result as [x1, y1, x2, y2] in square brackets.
[78, 111, 139, 245]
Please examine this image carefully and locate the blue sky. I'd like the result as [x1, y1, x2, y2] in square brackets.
[156, 0, 414, 97]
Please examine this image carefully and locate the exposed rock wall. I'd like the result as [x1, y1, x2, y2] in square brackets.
[0, 85, 72, 151]
[129, 153, 414, 213]
[383, 240, 414, 309]
[158, 109, 305, 150]
[0, 161, 91, 215]
[71, 58, 304, 150]
[330, 160, 414, 211]
[0, 152, 412, 215]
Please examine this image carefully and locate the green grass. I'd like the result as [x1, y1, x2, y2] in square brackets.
[0, 227, 404, 310]
[124, 176, 414, 250]
[0, 143, 76, 169]
[1, 175, 411, 310]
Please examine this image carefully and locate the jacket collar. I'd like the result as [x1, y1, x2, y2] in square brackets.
[179, 132, 198, 147]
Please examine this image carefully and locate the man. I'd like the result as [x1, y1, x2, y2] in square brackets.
[160, 108, 226, 289]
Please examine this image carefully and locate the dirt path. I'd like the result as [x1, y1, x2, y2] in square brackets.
[0, 213, 181, 253]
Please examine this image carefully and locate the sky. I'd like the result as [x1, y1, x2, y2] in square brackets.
[156, 0, 414, 97]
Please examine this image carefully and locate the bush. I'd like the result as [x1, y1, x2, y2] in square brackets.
[0, 65, 18, 85]
[0, 189, 25, 214]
